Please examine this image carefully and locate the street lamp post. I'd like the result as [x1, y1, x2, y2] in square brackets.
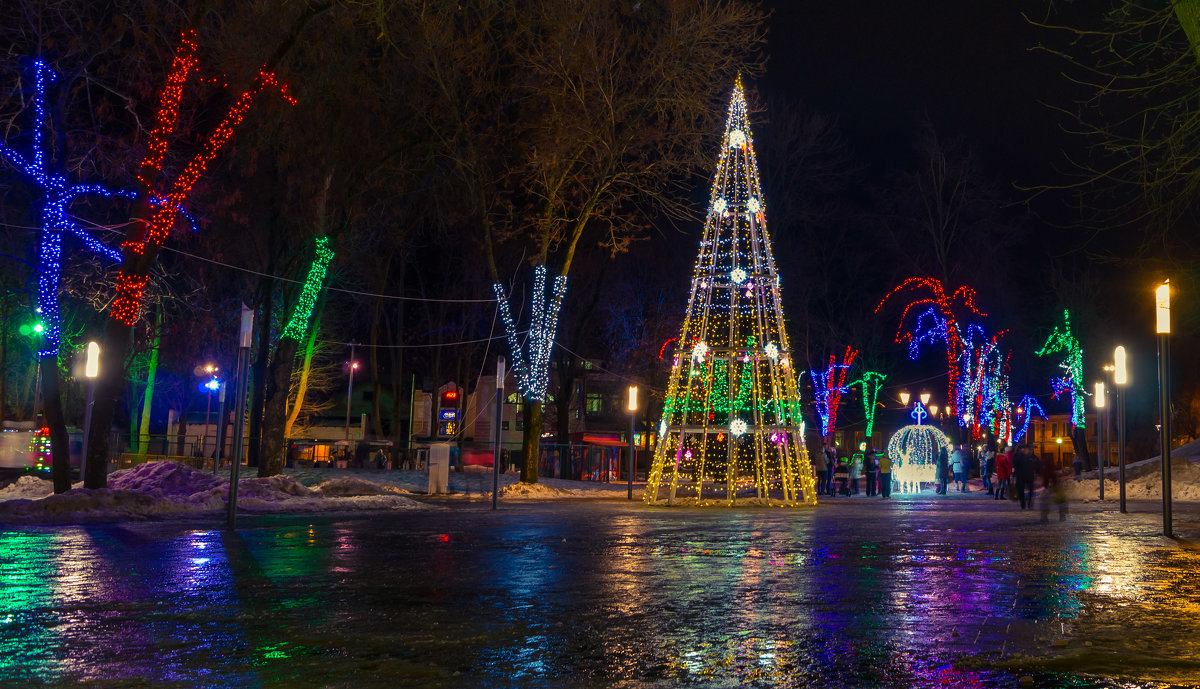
[1155, 280, 1173, 537]
[627, 385, 638, 500]
[1094, 380, 1105, 501]
[345, 342, 358, 445]
[81, 341, 100, 482]
[1114, 345, 1129, 513]
[492, 356, 505, 511]
[228, 304, 254, 529]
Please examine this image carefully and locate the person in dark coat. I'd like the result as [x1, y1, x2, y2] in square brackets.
[1013, 445, 1038, 509]
[936, 445, 950, 495]
[864, 447, 878, 497]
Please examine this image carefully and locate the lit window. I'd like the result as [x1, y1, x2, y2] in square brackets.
[586, 393, 602, 414]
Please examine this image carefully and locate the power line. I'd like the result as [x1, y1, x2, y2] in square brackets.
[322, 330, 523, 349]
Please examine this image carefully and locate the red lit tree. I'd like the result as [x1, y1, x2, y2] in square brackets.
[84, 31, 294, 488]
[875, 277, 986, 420]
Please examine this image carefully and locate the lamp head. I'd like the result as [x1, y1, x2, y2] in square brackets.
[899, 392, 910, 406]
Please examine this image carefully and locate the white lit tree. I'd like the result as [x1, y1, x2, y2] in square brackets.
[645, 78, 817, 506]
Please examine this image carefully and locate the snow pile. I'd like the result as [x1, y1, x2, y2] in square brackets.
[1066, 456, 1200, 502]
[0, 475, 54, 500]
[109, 460, 224, 499]
[312, 477, 396, 497]
[0, 461, 434, 523]
[499, 481, 595, 499]
[0, 489, 205, 523]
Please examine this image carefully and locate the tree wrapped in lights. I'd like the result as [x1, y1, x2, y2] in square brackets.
[853, 370, 888, 439]
[646, 78, 816, 506]
[1035, 309, 1086, 428]
[810, 346, 858, 438]
[260, 236, 335, 477]
[956, 326, 1008, 440]
[1012, 394, 1047, 443]
[0, 60, 136, 492]
[876, 277, 986, 420]
[84, 31, 295, 488]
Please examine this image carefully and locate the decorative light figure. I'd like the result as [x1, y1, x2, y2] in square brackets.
[764, 342, 779, 361]
[1012, 394, 1046, 443]
[730, 419, 748, 437]
[730, 268, 747, 284]
[728, 129, 746, 148]
[691, 341, 709, 362]
[747, 197, 762, 213]
[713, 198, 727, 214]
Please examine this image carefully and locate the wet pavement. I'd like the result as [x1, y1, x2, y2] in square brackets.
[2, 491, 1200, 688]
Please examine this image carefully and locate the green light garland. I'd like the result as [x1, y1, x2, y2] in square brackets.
[281, 236, 334, 341]
[853, 371, 887, 438]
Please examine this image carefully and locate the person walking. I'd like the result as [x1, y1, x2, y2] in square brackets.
[951, 444, 969, 492]
[994, 446, 1013, 501]
[878, 451, 892, 499]
[936, 445, 950, 495]
[864, 447, 878, 497]
[1041, 449, 1068, 521]
[813, 444, 828, 496]
[982, 447, 996, 495]
[823, 444, 837, 496]
[850, 453, 863, 495]
[1014, 445, 1037, 509]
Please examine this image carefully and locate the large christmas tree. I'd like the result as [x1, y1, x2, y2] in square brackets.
[646, 77, 816, 506]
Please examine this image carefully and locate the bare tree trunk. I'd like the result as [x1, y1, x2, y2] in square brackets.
[247, 283, 273, 467]
[259, 337, 299, 476]
[283, 297, 323, 438]
[136, 309, 162, 456]
[521, 401, 542, 483]
[43, 354, 72, 493]
[84, 317, 133, 488]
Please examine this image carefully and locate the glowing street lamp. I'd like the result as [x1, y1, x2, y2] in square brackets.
[627, 385, 639, 500]
[81, 342, 100, 481]
[919, 392, 931, 406]
[1155, 280, 1173, 536]
[899, 391, 910, 406]
[1113, 346, 1129, 512]
[1094, 380, 1107, 500]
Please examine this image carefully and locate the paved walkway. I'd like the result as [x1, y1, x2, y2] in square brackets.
[1, 494, 1197, 687]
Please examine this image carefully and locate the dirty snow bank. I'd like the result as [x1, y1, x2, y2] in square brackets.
[285, 466, 638, 499]
[1065, 456, 1200, 502]
[0, 475, 54, 500]
[0, 461, 435, 524]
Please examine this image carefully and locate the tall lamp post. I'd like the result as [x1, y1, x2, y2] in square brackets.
[1155, 280, 1173, 537]
[1094, 381, 1106, 501]
[198, 363, 219, 457]
[345, 342, 358, 445]
[1113, 345, 1129, 513]
[81, 341, 100, 482]
[627, 385, 638, 500]
[227, 304, 254, 529]
[492, 356, 505, 511]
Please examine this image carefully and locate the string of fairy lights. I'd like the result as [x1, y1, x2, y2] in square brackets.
[281, 236, 334, 342]
[493, 264, 568, 403]
[810, 346, 857, 438]
[0, 60, 135, 357]
[112, 30, 295, 326]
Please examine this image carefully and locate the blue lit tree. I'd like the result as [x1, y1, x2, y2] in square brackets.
[0, 60, 134, 492]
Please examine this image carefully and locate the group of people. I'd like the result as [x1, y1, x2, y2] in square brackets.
[812, 441, 1068, 518]
[812, 444, 893, 499]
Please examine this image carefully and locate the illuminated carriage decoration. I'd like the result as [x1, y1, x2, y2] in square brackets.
[886, 403, 953, 492]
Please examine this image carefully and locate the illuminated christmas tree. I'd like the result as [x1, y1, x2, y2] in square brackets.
[645, 78, 817, 506]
